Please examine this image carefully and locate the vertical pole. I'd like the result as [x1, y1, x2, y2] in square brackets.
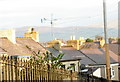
[103, 0, 111, 80]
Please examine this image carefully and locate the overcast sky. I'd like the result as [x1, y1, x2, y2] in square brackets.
[0, 0, 119, 29]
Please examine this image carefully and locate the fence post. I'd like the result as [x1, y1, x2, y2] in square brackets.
[5, 56, 7, 80]
[24, 60, 26, 81]
[70, 70, 73, 82]
[27, 59, 30, 81]
[0, 55, 2, 81]
[25, 60, 28, 80]
[47, 64, 50, 81]
[7, 56, 11, 81]
[2, 55, 5, 81]
[11, 56, 15, 81]
[30, 60, 32, 81]
[14, 56, 18, 81]
[17, 58, 20, 80]
[20, 58, 23, 81]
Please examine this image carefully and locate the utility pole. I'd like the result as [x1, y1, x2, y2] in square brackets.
[103, 0, 111, 81]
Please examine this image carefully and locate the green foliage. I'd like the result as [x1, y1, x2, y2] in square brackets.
[30, 50, 64, 68]
[86, 38, 93, 42]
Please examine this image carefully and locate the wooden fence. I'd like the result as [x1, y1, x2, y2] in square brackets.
[0, 55, 79, 81]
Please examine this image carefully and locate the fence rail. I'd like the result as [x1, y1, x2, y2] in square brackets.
[0, 55, 79, 81]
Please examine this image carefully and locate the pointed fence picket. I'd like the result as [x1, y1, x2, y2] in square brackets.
[0, 55, 78, 81]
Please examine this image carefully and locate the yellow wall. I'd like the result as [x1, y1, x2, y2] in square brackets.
[67, 40, 80, 50]
[24, 32, 39, 42]
[47, 40, 61, 51]
[48, 40, 85, 51]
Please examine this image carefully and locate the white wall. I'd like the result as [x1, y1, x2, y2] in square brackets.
[61, 60, 80, 72]
[93, 68, 101, 78]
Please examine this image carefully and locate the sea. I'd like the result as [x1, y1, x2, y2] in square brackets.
[16, 27, 118, 42]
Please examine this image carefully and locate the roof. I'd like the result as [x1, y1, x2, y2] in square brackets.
[0, 37, 46, 56]
[80, 42, 119, 64]
[16, 37, 46, 54]
[47, 42, 119, 65]
[0, 47, 7, 54]
[47, 46, 96, 65]
[109, 43, 120, 55]
[109, 43, 120, 63]
[81, 42, 100, 49]
[81, 48, 116, 64]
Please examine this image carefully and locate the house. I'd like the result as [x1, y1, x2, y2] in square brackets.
[80, 42, 119, 81]
[0, 28, 47, 58]
[109, 43, 120, 80]
[47, 46, 81, 72]
[47, 40, 119, 81]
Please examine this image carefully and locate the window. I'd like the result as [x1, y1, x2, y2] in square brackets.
[70, 64, 75, 71]
[111, 68, 115, 78]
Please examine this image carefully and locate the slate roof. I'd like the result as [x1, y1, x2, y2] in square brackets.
[109, 43, 120, 63]
[80, 42, 119, 64]
[81, 48, 117, 64]
[81, 42, 100, 49]
[47, 46, 96, 65]
[47, 42, 119, 65]
[109, 43, 120, 55]
[0, 37, 46, 56]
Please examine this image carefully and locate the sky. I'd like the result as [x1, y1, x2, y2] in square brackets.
[0, 0, 119, 29]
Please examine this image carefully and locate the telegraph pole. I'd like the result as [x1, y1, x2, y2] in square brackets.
[103, 0, 111, 81]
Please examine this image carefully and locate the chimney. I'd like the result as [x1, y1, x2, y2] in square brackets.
[48, 40, 61, 51]
[67, 40, 80, 50]
[100, 40, 105, 48]
[0, 29, 16, 44]
[70, 35, 75, 40]
[24, 27, 39, 42]
[76, 40, 80, 50]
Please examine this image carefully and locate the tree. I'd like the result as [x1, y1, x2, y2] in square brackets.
[30, 50, 64, 68]
[86, 38, 93, 42]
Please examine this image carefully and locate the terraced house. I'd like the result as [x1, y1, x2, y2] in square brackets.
[46, 39, 119, 81]
[0, 28, 46, 58]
